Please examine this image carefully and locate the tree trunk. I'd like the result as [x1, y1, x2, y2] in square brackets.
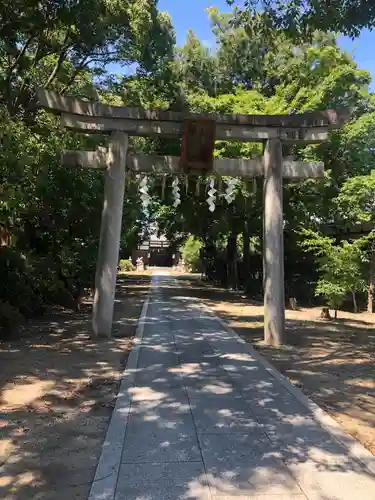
[242, 220, 250, 289]
[289, 297, 298, 310]
[226, 231, 238, 290]
[352, 291, 358, 313]
[234, 256, 239, 290]
[368, 241, 375, 313]
[334, 308, 338, 319]
[320, 307, 331, 320]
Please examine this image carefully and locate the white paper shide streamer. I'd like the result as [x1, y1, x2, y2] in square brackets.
[206, 178, 217, 212]
[224, 178, 237, 204]
[172, 176, 181, 207]
[139, 175, 151, 209]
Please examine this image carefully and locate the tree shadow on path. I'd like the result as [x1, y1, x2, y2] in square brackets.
[0, 274, 150, 500]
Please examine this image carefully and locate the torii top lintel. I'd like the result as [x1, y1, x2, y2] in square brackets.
[35, 88, 348, 144]
[36, 88, 348, 128]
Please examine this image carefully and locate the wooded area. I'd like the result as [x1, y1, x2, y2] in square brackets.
[1, 0, 375, 338]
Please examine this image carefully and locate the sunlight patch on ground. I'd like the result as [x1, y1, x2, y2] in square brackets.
[1, 380, 55, 408]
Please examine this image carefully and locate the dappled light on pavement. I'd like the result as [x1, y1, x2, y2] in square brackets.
[96, 271, 375, 500]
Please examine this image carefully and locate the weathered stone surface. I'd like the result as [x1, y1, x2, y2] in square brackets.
[116, 462, 210, 500]
[37, 87, 347, 127]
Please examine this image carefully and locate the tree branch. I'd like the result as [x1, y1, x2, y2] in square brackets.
[8, 36, 34, 75]
[60, 56, 90, 94]
[44, 47, 68, 88]
[44, 31, 71, 88]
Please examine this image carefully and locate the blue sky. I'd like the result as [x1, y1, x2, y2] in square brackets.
[158, 0, 375, 90]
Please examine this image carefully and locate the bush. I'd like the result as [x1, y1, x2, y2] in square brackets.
[181, 236, 203, 272]
[315, 280, 346, 314]
[119, 258, 135, 272]
[0, 301, 25, 338]
[0, 247, 41, 315]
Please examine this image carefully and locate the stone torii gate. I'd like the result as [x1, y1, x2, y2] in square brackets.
[36, 88, 346, 345]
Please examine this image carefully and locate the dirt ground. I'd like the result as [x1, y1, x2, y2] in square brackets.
[175, 274, 375, 456]
[0, 273, 150, 500]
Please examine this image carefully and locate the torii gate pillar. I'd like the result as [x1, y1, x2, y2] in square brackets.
[263, 138, 285, 345]
[92, 131, 128, 337]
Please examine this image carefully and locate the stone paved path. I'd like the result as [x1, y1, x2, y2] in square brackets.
[90, 271, 375, 500]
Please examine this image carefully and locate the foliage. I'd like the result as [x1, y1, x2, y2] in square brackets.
[315, 281, 346, 313]
[0, 301, 25, 338]
[0, 0, 175, 115]
[119, 259, 136, 272]
[153, 14, 374, 296]
[0, 1, 170, 333]
[174, 30, 218, 97]
[229, 1, 375, 38]
[300, 230, 371, 313]
[181, 236, 203, 272]
[336, 170, 375, 225]
[207, 7, 279, 94]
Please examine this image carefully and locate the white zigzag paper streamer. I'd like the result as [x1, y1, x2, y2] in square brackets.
[224, 178, 238, 204]
[172, 176, 181, 207]
[139, 175, 151, 210]
[206, 178, 217, 212]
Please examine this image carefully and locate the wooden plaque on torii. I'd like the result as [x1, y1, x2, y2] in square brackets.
[180, 118, 216, 173]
